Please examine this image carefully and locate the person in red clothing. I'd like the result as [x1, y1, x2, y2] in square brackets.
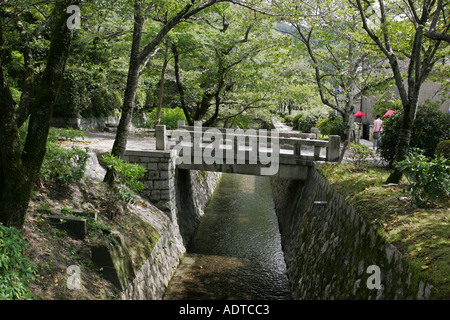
[372, 114, 383, 151]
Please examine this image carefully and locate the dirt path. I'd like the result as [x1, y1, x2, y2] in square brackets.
[82, 131, 156, 154]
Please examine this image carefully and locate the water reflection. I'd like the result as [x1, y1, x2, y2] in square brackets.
[164, 174, 291, 300]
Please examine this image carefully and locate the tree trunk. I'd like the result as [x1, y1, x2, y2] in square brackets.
[156, 40, 170, 126]
[172, 43, 193, 125]
[385, 99, 418, 183]
[105, 1, 221, 185]
[338, 98, 354, 164]
[0, 2, 73, 228]
[104, 3, 145, 185]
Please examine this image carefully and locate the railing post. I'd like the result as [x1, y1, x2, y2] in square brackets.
[311, 127, 320, 139]
[294, 141, 302, 157]
[327, 135, 340, 162]
[156, 125, 167, 150]
[177, 120, 185, 129]
[194, 121, 202, 164]
[314, 145, 321, 160]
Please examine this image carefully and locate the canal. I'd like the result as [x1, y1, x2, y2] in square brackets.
[164, 173, 292, 300]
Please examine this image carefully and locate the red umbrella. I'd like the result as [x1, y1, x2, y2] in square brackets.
[354, 111, 366, 117]
[383, 109, 395, 117]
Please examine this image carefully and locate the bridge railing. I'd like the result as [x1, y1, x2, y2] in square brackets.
[155, 120, 340, 162]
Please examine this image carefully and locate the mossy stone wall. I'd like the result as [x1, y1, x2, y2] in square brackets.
[271, 166, 432, 300]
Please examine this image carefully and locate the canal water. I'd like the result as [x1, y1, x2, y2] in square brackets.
[164, 174, 292, 300]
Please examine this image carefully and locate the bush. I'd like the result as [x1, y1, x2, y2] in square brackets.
[293, 108, 329, 133]
[395, 148, 449, 207]
[0, 223, 36, 300]
[18, 125, 90, 184]
[378, 104, 450, 166]
[40, 129, 90, 184]
[102, 154, 147, 203]
[348, 143, 375, 167]
[436, 140, 450, 159]
[283, 114, 296, 126]
[316, 116, 345, 139]
[145, 107, 186, 130]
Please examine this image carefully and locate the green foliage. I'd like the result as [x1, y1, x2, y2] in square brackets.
[435, 140, 450, 159]
[18, 125, 90, 184]
[231, 114, 251, 129]
[145, 107, 186, 130]
[283, 114, 296, 126]
[379, 104, 450, 165]
[102, 154, 147, 203]
[395, 148, 450, 207]
[316, 115, 345, 139]
[40, 129, 90, 184]
[53, 66, 124, 118]
[371, 99, 402, 119]
[293, 108, 329, 133]
[348, 143, 375, 167]
[0, 223, 36, 300]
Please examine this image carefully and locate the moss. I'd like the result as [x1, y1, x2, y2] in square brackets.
[318, 163, 450, 299]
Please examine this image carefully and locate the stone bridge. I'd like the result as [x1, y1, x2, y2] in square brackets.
[122, 120, 340, 214]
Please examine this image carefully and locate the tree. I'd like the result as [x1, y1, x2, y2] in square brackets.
[0, 1, 75, 228]
[169, 3, 283, 127]
[104, 0, 235, 185]
[353, 0, 449, 183]
[424, 0, 450, 43]
[273, 0, 388, 162]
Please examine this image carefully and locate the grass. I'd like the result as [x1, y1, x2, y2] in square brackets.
[318, 163, 450, 300]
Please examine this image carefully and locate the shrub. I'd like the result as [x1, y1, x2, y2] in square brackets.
[436, 140, 450, 159]
[18, 125, 89, 184]
[102, 154, 147, 203]
[145, 107, 186, 130]
[316, 116, 345, 139]
[40, 129, 90, 184]
[378, 104, 450, 166]
[395, 148, 449, 207]
[292, 113, 304, 130]
[283, 114, 296, 126]
[348, 143, 375, 167]
[0, 223, 36, 300]
[294, 108, 329, 133]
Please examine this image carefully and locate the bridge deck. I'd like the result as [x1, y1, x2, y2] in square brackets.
[145, 121, 341, 178]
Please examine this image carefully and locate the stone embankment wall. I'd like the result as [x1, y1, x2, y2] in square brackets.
[119, 169, 220, 300]
[271, 165, 432, 300]
[87, 152, 221, 300]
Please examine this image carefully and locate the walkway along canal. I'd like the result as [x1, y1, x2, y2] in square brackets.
[163, 173, 292, 300]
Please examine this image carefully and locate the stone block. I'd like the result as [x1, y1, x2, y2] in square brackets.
[154, 180, 169, 190]
[146, 170, 159, 179]
[71, 209, 98, 220]
[158, 162, 170, 170]
[90, 244, 122, 289]
[160, 190, 173, 201]
[144, 181, 153, 189]
[159, 171, 170, 179]
[147, 163, 158, 171]
[128, 155, 141, 163]
[150, 190, 161, 201]
[48, 215, 87, 239]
